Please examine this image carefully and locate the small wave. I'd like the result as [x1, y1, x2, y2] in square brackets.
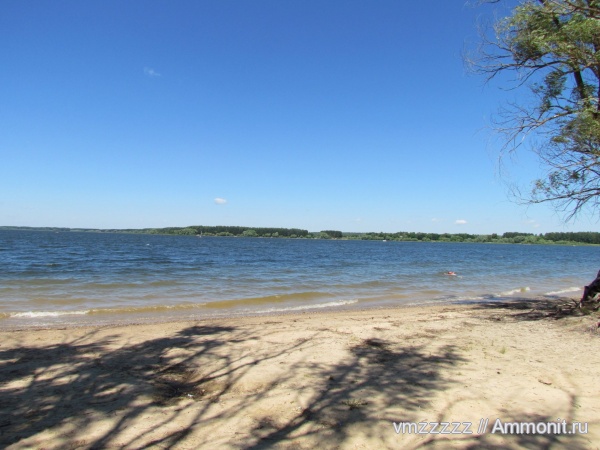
[495, 287, 530, 297]
[11, 310, 90, 318]
[254, 299, 359, 314]
[3, 294, 335, 319]
[3, 303, 211, 319]
[453, 295, 486, 302]
[544, 287, 581, 296]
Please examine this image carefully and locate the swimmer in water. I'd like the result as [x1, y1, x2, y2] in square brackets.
[445, 271, 457, 276]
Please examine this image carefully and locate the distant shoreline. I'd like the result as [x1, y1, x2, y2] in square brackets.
[2, 225, 599, 246]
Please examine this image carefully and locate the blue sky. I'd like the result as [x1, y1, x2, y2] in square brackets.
[2, 0, 599, 233]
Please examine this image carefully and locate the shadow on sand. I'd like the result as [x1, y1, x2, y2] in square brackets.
[0, 308, 594, 449]
[1, 321, 466, 449]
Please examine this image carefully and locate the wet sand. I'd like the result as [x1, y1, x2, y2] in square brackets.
[1, 298, 598, 449]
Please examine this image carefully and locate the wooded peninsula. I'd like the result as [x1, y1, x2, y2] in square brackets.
[2, 226, 600, 245]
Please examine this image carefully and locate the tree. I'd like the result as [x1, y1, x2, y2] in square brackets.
[320, 230, 343, 239]
[471, 0, 600, 220]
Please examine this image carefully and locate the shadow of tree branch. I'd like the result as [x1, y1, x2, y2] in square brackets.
[2, 309, 594, 449]
[244, 338, 466, 449]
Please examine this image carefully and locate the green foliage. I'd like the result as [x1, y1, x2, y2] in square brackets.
[320, 230, 343, 239]
[474, 0, 600, 219]
[544, 231, 600, 244]
[186, 226, 309, 238]
[3, 226, 600, 245]
[342, 230, 600, 245]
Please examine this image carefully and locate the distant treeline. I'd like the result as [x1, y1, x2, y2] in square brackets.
[2, 226, 600, 245]
[343, 231, 600, 245]
[144, 225, 311, 238]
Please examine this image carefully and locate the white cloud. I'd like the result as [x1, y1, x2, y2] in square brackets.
[214, 198, 227, 205]
[431, 218, 440, 222]
[143, 67, 161, 77]
[455, 219, 467, 225]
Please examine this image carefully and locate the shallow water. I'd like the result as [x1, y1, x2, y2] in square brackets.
[0, 230, 597, 328]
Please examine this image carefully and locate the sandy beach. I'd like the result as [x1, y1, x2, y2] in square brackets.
[1, 298, 599, 449]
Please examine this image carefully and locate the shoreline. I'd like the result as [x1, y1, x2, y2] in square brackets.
[1, 297, 598, 449]
[3, 227, 600, 246]
[0, 297, 452, 331]
[0, 294, 575, 332]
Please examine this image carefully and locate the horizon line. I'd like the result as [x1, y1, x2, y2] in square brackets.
[1, 225, 595, 236]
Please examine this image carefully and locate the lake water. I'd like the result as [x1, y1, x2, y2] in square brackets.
[0, 230, 598, 328]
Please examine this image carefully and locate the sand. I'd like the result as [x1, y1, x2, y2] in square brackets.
[0, 298, 599, 449]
